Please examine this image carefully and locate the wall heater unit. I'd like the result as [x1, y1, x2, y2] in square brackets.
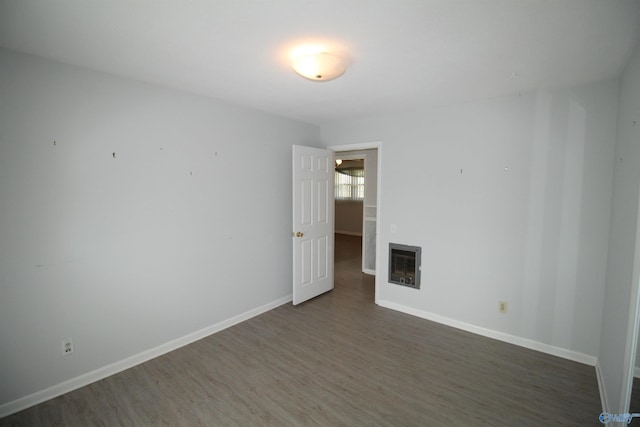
[389, 243, 421, 289]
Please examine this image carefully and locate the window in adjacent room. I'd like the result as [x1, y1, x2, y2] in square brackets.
[335, 160, 364, 200]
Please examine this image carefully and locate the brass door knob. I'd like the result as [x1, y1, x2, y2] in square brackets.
[296, 232, 304, 237]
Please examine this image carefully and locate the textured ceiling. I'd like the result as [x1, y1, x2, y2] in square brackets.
[1, 0, 639, 125]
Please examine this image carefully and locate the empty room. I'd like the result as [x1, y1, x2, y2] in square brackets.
[2, 1, 640, 425]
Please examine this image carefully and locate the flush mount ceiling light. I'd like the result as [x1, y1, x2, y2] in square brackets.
[291, 52, 346, 82]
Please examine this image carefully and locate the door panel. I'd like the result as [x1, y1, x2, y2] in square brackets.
[317, 236, 328, 280]
[301, 180, 313, 226]
[292, 145, 334, 305]
[301, 238, 313, 286]
[317, 180, 329, 224]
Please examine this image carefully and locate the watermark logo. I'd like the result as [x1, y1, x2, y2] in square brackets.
[599, 412, 640, 424]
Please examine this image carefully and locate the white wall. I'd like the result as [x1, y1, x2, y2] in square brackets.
[321, 79, 618, 361]
[0, 49, 320, 410]
[601, 39, 640, 414]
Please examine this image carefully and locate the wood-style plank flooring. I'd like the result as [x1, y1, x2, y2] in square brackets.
[1, 234, 602, 426]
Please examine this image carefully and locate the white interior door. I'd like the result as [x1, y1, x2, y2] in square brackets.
[292, 145, 334, 305]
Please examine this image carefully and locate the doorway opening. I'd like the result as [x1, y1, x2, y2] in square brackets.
[330, 143, 381, 304]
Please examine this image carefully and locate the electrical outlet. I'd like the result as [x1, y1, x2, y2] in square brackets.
[62, 338, 74, 355]
[499, 301, 508, 314]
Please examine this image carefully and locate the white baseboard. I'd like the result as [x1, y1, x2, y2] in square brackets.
[596, 361, 610, 420]
[0, 295, 293, 419]
[335, 230, 362, 236]
[376, 299, 597, 366]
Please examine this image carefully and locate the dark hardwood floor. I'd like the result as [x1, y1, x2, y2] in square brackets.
[1, 234, 602, 426]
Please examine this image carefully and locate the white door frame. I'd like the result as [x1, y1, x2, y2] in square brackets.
[329, 141, 382, 304]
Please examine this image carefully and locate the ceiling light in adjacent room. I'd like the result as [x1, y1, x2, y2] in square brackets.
[292, 52, 346, 82]
[336, 159, 343, 166]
